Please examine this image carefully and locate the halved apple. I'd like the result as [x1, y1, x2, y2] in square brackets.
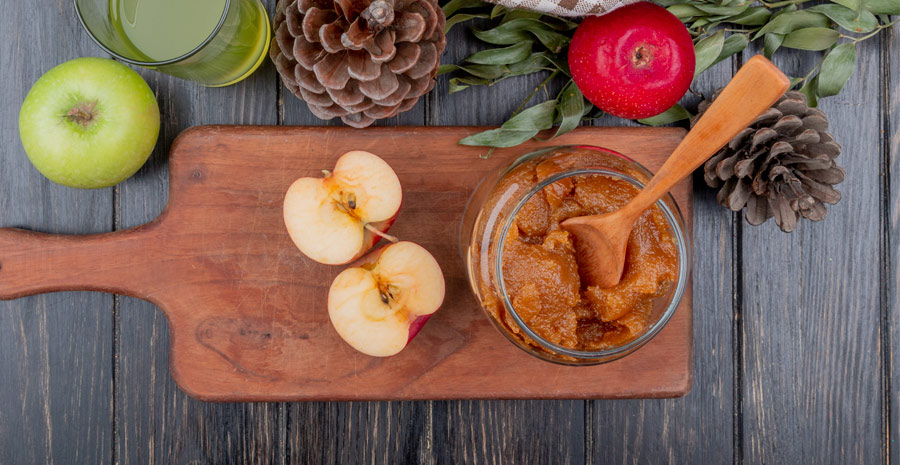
[328, 241, 445, 357]
[283, 150, 402, 265]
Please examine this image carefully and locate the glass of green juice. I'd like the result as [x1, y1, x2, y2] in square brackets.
[74, 0, 271, 87]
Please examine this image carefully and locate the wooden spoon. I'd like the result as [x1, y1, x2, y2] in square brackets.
[561, 55, 790, 288]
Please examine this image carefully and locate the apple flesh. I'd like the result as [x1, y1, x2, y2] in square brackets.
[283, 150, 402, 265]
[18, 57, 160, 189]
[328, 241, 445, 357]
[568, 2, 695, 119]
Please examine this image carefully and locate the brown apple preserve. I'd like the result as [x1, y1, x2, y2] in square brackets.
[462, 146, 689, 364]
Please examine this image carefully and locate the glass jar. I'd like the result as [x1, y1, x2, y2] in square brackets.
[460, 145, 690, 365]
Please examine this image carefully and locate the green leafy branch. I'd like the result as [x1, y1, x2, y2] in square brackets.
[673, 0, 897, 106]
[440, 0, 898, 149]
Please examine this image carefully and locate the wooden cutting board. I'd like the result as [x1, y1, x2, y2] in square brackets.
[0, 126, 692, 401]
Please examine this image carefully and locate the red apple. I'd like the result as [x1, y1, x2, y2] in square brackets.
[568, 2, 695, 119]
[328, 241, 445, 357]
[283, 150, 402, 265]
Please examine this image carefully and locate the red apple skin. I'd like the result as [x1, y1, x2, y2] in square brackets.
[568, 2, 695, 119]
[352, 213, 399, 264]
[407, 314, 432, 344]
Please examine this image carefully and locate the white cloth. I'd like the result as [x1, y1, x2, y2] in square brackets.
[486, 0, 638, 17]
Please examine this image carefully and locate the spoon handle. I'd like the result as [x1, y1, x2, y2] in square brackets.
[622, 55, 791, 220]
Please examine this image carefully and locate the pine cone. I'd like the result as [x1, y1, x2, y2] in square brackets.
[271, 0, 445, 128]
[696, 90, 844, 233]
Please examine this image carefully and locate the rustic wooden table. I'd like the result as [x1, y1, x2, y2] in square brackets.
[0, 1, 897, 463]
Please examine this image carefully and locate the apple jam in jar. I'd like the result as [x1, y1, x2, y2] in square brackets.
[461, 146, 690, 365]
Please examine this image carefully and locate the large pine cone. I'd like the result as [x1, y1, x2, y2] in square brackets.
[271, 0, 446, 128]
[697, 90, 844, 233]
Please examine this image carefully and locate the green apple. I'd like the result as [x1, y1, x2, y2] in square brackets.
[18, 57, 160, 189]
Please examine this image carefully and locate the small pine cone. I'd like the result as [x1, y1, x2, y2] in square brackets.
[270, 0, 445, 128]
[695, 90, 844, 233]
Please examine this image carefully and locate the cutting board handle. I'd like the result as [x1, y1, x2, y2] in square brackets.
[0, 226, 156, 300]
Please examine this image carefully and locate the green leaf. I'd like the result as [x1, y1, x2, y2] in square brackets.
[448, 77, 491, 93]
[863, 0, 900, 14]
[528, 28, 571, 53]
[703, 14, 732, 22]
[712, 33, 749, 68]
[830, 0, 862, 12]
[691, 18, 714, 29]
[507, 52, 555, 76]
[654, 0, 692, 6]
[442, 0, 486, 17]
[463, 64, 508, 79]
[459, 128, 538, 147]
[555, 81, 584, 137]
[581, 102, 596, 118]
[445, 13, 488, 33]
[753, 10, 830, 40]
[782, 27, 840, 50]
[439, 63, 507, 79]
[501, 100, 557, 131]
[447, 79, 469, 94]
[546, 53, 571, 76]
[667, 4, 704, 20]
[501, 9, 543, 22]
[764, 33, 784, 58]
[817, 42, 857, 97]
[655, 0, 692, 6]
[466, 41, 533, 65]
[449, 79, 470, 93]
[448, 80, 468, 93]
[808, 4, 878, 32]
[637, 104, 693, 126]
[799, 74, 819, 107]
[728, 7, 772, 26]
[543, 16, 579, 31]
[694, 30, 726, 75]
[459, 99, 560, 147]
[694, 4, 748, 15]
[472, 18, 572, 46]
[472, 22, 533, 45]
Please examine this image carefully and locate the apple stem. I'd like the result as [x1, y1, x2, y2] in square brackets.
[632, 45, 653, 67]
[365, 223, 399, 243]
[65, 101, 98, 128]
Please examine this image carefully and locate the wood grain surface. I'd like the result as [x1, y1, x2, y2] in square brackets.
[740, 42, 885, 463]
[0, 0, 897, 461]
[0, 5, 114, 465]
[0, 125, 692, 401]
[889, 22, 899, 465]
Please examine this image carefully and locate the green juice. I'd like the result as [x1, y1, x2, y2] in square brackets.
[108, 0, 270, 86]
[111, 0, 227, 61]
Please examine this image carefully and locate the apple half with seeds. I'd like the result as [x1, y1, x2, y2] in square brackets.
[283, 150, 401, 265]
[328, 241, 445, 357]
